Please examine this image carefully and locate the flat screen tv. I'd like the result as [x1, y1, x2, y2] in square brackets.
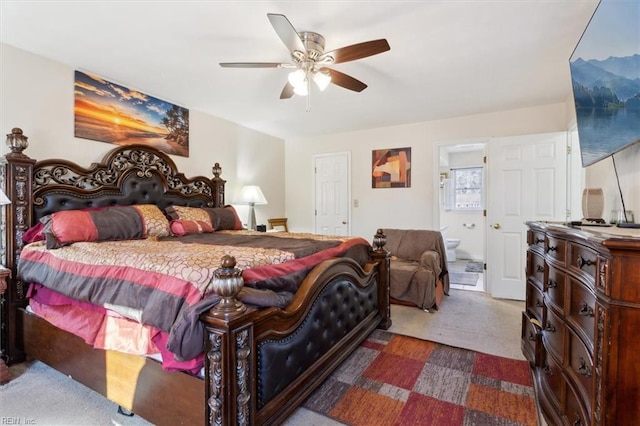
[569, 0, 640, 167]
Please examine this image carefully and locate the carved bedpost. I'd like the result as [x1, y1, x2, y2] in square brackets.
[371, 229, 391, 329]
[202, 256, 255, 426]
[212, 162, 226, 207]
[1, 127, 35, 364]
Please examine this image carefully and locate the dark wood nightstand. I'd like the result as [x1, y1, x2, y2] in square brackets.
[0, 267, 11, 384]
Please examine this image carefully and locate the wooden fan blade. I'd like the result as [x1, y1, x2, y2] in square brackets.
[219, 62, 283, 68]
[322, 68, 368, 92]
[267, 13, 306, 54]
[280, 82, 294, 99]
[320, 39, 390, 64]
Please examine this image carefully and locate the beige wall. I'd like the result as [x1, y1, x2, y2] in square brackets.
[0, 44, 286, 227]
[285, 103, 572, 240]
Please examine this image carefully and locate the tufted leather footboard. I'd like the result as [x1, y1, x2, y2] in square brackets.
[256, 274, 378, 407]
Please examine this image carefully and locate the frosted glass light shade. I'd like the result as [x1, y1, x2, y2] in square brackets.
[288, 69, 306, 88]
[313, 70, 331, 91]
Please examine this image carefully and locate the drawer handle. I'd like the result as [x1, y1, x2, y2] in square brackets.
[577, 255, 594, 268]
[543, 365, 553, 376]
[535, 300, 543, 308]
[535, 237, 544, 244]
[577, 357, 592, 377]
[548, 279, 557, 289]
[528, 331, 536, 341]
[544, 322, 556, 332]
[536, 265, 544, 273]
[573, 413, 582, 426]
[547, 245, 557, 252]
[578, 302, 594, 317]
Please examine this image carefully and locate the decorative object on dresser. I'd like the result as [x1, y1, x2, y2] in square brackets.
[581, 188, 605, 223]
[522, 221, 640, 425]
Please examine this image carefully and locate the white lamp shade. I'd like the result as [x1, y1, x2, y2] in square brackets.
[0, 189, 11, 206]
[287, 69, 306, 88]
[313, 70, 331, 91]
[235, 185, 268, 205]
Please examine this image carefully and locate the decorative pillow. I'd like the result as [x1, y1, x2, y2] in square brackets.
[170, 220, 214, 236]
[40, 205, 170, 249]
[134, 204, 171, 237]
[165, 205, 243, 231]
[165, 206, 212, 224]
[206, 206, 243, 231]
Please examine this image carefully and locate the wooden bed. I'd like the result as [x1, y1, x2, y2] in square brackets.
[0, 129, 391, 425]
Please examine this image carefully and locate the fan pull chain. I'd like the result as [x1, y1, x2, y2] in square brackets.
[306, 73, 311, 112]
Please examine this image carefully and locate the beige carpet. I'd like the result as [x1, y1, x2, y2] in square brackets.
[2, 289, 525, 425]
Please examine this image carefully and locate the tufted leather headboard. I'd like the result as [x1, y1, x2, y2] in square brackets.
[31, 144, 225, 222]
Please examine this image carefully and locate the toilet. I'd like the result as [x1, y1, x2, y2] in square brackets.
[439, 226, 461, 262]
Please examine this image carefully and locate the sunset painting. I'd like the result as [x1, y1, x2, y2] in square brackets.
[74, 70, 189, 157]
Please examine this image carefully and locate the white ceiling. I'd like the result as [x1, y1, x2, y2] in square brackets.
[0, 1, 599, 140]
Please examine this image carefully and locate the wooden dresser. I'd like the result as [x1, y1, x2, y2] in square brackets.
[522, 222, 640, 426]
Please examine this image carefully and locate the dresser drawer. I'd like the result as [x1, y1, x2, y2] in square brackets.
[539, 350, 564, 412]
[568, 242, 598, 286]
[567, 277, 596, 352]
[542, 306, 565, 362]
[546, 266, 566, 313]
[567, 330, 594, 416]
[526, 281, 544, 322]
[528, 229, 546, 251]
[527, 250, 545, 290]
[545, 235, 566, 265]
[564, 374, 591, 426]
[521, 311, 542, 366]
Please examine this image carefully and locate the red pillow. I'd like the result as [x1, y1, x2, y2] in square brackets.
[170, 220, 214, 236]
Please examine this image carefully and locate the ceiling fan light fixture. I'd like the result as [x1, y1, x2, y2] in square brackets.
[313, 70, 331, 91]
[293, 82, 308, 96]
[287, 69, 306, 88]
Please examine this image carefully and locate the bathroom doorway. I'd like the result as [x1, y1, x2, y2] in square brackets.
[434, 140, 487, 292]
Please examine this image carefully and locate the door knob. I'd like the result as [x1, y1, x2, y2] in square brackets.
[491, 223, 501, 229]
[342, 221, 347, 224]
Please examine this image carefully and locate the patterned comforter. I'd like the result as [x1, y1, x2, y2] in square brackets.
[18, 230, 371, 360]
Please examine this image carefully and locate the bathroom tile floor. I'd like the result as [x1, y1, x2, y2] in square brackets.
[448, 259, 485, 292]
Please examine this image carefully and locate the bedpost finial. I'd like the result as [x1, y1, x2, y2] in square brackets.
[212, 162, 222, 178]
[209, 255, 246, 317]
[373, 229, 387, 252]
[6, 127, 29, 154]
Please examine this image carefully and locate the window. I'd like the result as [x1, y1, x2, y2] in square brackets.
[451, 166, 483, 210]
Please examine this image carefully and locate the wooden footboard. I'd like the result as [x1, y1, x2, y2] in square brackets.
[202, 254, 390, 425]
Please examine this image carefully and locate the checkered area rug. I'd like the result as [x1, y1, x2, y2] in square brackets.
[304, 330, 537, 426]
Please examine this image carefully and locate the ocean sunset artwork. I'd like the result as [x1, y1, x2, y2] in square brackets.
[74, 71, 189, 157]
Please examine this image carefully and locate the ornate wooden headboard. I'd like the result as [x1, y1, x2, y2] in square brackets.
[0, 127, 226, 364]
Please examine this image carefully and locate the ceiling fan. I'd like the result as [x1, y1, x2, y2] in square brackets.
[219, 13, 390, 109]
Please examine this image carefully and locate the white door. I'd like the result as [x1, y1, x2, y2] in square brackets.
[487, 132, 567, 300]
[314, 153, 350, 235]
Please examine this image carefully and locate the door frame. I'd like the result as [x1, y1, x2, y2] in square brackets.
[432, 138, 488, 289]
[313, 151, 352, 235]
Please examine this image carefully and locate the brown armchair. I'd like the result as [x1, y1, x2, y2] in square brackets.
[382, 228, 450, 311]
